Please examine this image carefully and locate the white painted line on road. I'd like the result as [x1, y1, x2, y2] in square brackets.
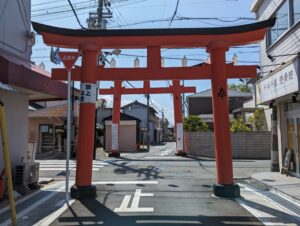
[33, 199, 75, 226]
[93, 181, 158, 185]
[114, 189, 154, 213]
[2, 181, 66, 226]
[144, 157, 182, 159]
[131, 189, 153, 209]
[0, 180, 64, 215]
[114, 195, 131, 212]
[136, 220, 202, 224]
[40, 167, 102, 171]
[54, 199, 66, 207]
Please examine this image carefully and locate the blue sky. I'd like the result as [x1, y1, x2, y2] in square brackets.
[31, 0, 259, 125]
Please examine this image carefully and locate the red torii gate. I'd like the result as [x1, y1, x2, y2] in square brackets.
[32, 18, 275, 199]
[99, 80, 196, 157]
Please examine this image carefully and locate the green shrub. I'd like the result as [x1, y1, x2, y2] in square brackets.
[184, 115, 210, 132]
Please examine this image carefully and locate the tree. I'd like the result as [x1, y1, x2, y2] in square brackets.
[183, 115, 210, 132]
[230, 117, 251, 132]
[248, 109, 266, 131]
[228, 83, 252, 93]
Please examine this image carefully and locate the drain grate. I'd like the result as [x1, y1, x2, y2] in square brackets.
[238, 180, 300, 216]
[262, 191, 300, 215]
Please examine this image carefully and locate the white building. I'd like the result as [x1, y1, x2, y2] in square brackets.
[252, 0, 300, 176]
[0, 2, 68, 173]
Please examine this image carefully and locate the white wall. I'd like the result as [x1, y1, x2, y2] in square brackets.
[254, 0, 300, 77]
[0, 89, 28, 171]
[0, 0, 31, 61]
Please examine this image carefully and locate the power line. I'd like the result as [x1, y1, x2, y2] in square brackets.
[169, 0, 180, 27]
[66, 0, 87, 29]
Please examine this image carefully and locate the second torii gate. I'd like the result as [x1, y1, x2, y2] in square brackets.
[99, 80, 196, 157]
[32, 18, 275, 199]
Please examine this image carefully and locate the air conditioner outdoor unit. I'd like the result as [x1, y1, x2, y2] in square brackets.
[14, 162, 40, 195]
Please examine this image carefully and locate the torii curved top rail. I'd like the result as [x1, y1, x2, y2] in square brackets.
[32, 18, 275, 49]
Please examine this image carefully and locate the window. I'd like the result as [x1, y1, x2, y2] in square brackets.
[268, 1, 289, 46]
[293, 0, 300, 23]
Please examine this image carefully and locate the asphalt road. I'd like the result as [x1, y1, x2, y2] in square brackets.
[48, 143, 268, 226]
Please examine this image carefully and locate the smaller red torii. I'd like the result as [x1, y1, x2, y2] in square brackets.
[99, 80, 196, 156]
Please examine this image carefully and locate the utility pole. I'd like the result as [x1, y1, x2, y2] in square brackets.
[87, 0, 112, 30]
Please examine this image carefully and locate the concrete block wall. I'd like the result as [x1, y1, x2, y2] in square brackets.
[184, 132, 271, 159]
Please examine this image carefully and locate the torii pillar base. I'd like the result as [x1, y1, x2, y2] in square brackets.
[71, 185, 97, 199]
[175, 152, 187, 157]
[213, 184, 240, 198]
[108, 152, 121, 157]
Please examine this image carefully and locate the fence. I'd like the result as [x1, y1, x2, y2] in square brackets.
[184, 131, 271, 159]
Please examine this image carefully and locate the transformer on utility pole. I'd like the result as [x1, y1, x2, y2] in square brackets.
[87, 0, 112, 30]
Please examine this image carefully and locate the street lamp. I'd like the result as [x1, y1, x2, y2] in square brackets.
[134, 57, 140, 68]
[181, 55, 188, 67]
[232, 53, 238, 65]
[110, 57, 116, 68]
[161, 57, 165, 67]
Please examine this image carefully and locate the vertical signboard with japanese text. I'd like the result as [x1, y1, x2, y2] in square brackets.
[80, 83, 97, 103]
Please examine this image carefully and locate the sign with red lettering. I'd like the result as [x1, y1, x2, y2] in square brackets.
[58, 52, 80, 71]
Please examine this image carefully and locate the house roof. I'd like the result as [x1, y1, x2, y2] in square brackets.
[0, 51, 76, 101]
[187, 89, 253, 98]
[102, 113, 141, 122]
[121, 100, 157, 114]
[28, 103, 80, 118]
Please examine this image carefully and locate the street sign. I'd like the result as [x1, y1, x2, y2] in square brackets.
[58, 52, 80, 71]
[58, 51, 80, 204]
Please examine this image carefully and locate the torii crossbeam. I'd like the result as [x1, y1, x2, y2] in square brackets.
[32, 18, 275, 199]
[99, 80, 196, 157]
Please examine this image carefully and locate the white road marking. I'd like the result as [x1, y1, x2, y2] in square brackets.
[0, 180, 66, 215]
[160, 150, 173, 156]
[136, 220, 202, 224]
[40, 167, 102, 171]
[33, 200, 75, 226]
[54, 199, 66, 207]
[93, 181, 158, 185]
[115, 195, 131, 212]
[2, 181, 67, 226]
[144, 156, 182, 159]
[114, 189, 154, 212]
[37, 160, 108, 172]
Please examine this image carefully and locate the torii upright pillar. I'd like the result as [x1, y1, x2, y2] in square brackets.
[172, 80, 185, 156]
[110, 81, 122, 157]
[71, 47, 98, 199]
[209, 44, 238, 197]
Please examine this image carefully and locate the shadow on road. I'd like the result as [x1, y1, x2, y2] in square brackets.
[55, 198, 265, 226]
